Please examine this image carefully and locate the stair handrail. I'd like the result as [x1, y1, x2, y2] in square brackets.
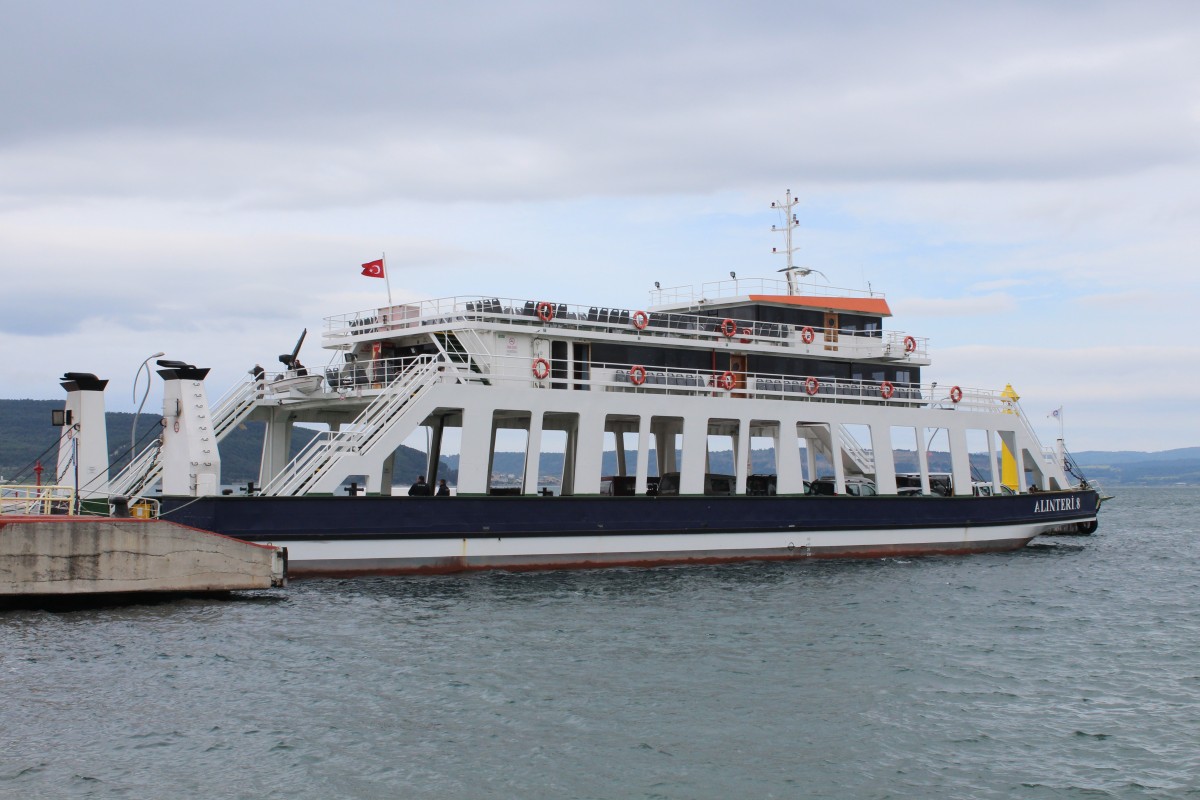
[108, 439, 163, 497]
[211, 377, 260, 439]
[838, 424, 875, 474]
[261, 357, 442, 496]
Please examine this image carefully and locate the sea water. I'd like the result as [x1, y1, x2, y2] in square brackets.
[2, 487, 1198, 799]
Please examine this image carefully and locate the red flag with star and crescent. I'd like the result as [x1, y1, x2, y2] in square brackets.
[361, 259, 385, 278]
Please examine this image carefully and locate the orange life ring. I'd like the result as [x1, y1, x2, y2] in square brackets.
[716, 371, 735, 390]
[739, 327, 752, 344]
[629, 365, 646, 386]
[801, 326, 815, 344]
[632, 310, 649, 330]
[949, 385, 963, 403]
[536, 301, 555, 322]
[532, 357, 550, 380]
[805, 376, 820, 396]
[903, 335, 917, 354]
[880, 380, 895, 400]
[720, 318, 737, 338]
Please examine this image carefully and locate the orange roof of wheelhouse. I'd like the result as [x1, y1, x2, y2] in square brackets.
[748, 295, 892, 317]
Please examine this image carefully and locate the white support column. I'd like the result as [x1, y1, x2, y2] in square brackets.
[523, 412, 544, 495]
[987, 429, 1000, 493]
[456, 405, 492, 495]
[734, 419, 749, 495]
[871, 424, 896, 494]
[56, 374, 110, 499]
[427, 418, 445, 486]
[380, 452, 395, 496]
[615, 429, 628, 477]
[571, 411, 605, 495]
[635, 415, 651, 495]
[680, 415, 707, 495]
[777, 421, 804, 494]
[948, 426, 972, 496]
[159, 366, 221, 497]
[258, 407, 294, 488]
[829, 424, 845, 494]
[657, 426, 674, 474]
[916, 426, 931, 494]
[804, 434, 817, 485]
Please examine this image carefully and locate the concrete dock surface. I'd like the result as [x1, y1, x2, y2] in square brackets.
[0, 516, 285, 597]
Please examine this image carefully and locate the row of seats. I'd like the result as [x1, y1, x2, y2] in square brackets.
[754, 379, 921, 399]
[587, 307, 632, 325]
[463, 298, 790, 341]
[609, 368, 919, 399]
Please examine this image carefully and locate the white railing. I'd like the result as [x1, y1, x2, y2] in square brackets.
[108, 441, 162, 498]
[211, 378, 260, 439]
[320, 295, 928, 361]
[1, 485, 75, 515]
[261, 358, 444, 496]
[649, 277, 883, 307]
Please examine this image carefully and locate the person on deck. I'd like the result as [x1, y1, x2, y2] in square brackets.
[436, 479, 451, 497]
[408, 476, 432, 496]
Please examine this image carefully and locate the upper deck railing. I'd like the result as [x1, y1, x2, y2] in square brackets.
[322, 294, 925, 361]
[648, 277, 883, 308]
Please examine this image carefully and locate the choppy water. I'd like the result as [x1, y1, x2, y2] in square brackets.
[2, 488, 1198, 799]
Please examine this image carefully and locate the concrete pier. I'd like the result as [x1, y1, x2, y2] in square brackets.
[0, 517, 285, 597]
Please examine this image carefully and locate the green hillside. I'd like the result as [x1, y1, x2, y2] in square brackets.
[0, 399, 454, 487]
[3, 399, 1195, 487]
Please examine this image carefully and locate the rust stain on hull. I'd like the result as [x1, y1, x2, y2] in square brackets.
[286, 537, 1033, 579]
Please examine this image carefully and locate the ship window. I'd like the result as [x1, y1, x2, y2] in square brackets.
[896, 370, 911, 384]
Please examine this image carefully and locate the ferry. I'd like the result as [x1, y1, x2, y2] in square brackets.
[44, 193, 1101, 575]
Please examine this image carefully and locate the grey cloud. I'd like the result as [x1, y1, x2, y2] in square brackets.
[2, 1, 1197, 208]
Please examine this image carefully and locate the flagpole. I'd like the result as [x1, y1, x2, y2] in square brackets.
[382, 251, 393, 308]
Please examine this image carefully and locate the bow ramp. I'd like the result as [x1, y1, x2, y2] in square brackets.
[262, 359, 445, 497]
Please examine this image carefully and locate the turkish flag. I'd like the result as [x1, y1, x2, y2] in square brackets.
[361, 259, 385, 278]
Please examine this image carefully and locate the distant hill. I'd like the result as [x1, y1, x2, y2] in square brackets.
[3, 399, 1194, 487]
[1070, 447, 1200, 464]
[0, 398, 455, 487]
[455, 447, 1200, 488]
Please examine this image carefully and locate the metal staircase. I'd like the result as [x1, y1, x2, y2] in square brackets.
[211, 378, 260, 439]
[107, 377, 261, 500]
[261, 358, 444, 496]
[108, 440, 163, 498]
[434, 329, 491, 378]
[838, 424, 876, 475]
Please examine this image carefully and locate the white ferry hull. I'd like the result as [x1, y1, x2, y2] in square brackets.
[268, 523, 1052, 576]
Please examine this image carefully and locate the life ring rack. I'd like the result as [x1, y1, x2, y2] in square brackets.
[629, 365, 647, 386]
[716, 371, 735, 391]
[532, 357, 550, 380]
[804, 376, 820, 396]
[949, 385, 963, 404]
[880, 380, 895, 400]
[632, 310, 649, 330]
[903, 335, 917, 354]
[536, 301, 555, 323]
[801, 326, 815, 344]
[720, 318, 737, 338]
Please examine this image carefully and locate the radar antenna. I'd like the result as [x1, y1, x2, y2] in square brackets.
[771, 189, 826, 295]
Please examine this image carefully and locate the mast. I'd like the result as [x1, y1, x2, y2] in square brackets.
[771, 189, 801, 295]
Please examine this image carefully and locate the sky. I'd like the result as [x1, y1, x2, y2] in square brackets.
[1, 1, 1197, 453]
